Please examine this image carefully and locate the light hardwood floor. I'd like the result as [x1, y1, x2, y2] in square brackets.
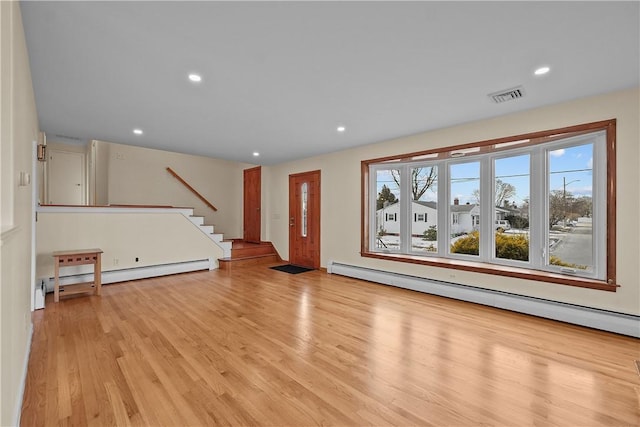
[21, 265, 640, 426]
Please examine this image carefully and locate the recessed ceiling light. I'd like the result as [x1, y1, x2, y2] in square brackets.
[534, 66, 550, 76]
[253, 152, 260, 157]
[133, 129, 143, 135]
[337, 125, 346, 132]
[188, 73, 202, 82]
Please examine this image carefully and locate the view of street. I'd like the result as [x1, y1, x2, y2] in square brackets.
[377, 218, 593, 271]
[549, 218, 593, 268]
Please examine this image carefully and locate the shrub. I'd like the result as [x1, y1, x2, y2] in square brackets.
[423, 225, 437, 241]
[450, 233, 587, 268]
[495, 233, 529, 261]
[549, 256, 587, 270]
[450, 231, 479, 255]
[451, 231, 529, 261]
[505, 214, 529, 230]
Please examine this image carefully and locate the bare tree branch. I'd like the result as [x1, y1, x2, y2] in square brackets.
[391, 167, 437, 200]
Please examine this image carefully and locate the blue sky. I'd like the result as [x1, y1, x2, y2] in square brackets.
[548, 143, 593, 198]
[376, 142, 593, 207]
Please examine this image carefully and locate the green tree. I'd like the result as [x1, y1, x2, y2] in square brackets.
[377, 185, 397, 210]
[505, 214, 528, 230]
[422, 225, 437, 241]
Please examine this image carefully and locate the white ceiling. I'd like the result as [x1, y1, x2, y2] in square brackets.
[20, 1, 639, 165]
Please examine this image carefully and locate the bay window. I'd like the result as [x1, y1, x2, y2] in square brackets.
[361, 120, 616, 291]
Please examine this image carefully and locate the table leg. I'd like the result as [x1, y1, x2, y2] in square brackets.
[54, 257, 60, 303]
[95, 253, 102, 296]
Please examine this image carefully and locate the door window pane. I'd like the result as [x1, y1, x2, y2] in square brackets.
[301, 183, 308, 237]
[449, 162, 480, 256]
[375, 169, 400, 250]
[409, 166, 438, 253]
[547, 143, 594, 272]
[494, 154, 530, 262]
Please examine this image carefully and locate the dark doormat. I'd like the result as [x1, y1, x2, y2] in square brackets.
[270, 264, 314, 274]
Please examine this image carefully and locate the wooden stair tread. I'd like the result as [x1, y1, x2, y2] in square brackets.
[219, 254, 279, 271]
[219, 241, 281, 271]
[219, 253, 277, 262]
[230, 241, 278, 259]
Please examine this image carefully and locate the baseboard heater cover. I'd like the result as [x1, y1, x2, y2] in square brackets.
[327, 261, 640, 338]
[44, 258, 214, 292]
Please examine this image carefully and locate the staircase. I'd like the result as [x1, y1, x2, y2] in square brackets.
[168, 167, 263, 265]
[185, 213, 232, 258]
[185, 212, 279, 270]
[218, 240, 280, 271]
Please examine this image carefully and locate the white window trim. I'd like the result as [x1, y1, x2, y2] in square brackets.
[368, 127, 608, 282]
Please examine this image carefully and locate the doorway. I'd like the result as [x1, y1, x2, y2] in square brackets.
[243, 166, 261, 243]
[46, 149, 85, 205]
[289, 170, 320, 269]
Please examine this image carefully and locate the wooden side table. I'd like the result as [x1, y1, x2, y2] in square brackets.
[52, 249, 103, 302]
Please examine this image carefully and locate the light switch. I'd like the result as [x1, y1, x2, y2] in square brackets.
[19, 171, 31, 186]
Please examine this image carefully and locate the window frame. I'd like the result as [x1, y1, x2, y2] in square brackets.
[490, 149, 533, 269]
[361, 119, 617, 292]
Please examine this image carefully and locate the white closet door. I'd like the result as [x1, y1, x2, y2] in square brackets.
[48, 150, 85, 205]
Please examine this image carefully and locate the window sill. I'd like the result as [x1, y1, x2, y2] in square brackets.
[361, 251, 617, 292]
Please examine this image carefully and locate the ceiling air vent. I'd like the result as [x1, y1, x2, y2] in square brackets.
[54, 134, 82, 141]
[489, 86, 525, 104]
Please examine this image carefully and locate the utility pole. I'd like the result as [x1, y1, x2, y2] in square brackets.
[563, 177, 580, 226]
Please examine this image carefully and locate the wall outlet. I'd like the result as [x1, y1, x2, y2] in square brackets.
[113, 258, 119, 266]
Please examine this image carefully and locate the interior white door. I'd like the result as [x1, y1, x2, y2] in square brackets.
[47, 150, 85, 205]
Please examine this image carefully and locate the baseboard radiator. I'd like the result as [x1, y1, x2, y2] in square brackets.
[44, 258, 214, 292]
[327, 261, 640, 338]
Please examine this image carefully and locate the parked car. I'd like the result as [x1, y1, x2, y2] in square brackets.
[495, 220, 511, 231]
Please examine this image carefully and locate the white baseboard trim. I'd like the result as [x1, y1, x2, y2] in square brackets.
[44, 259, 212, 292]
[327, 261, 640, 338]
[13, 322, 34, 427]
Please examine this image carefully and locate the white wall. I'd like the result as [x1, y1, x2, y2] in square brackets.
[0, 1, 39, 424]
[37, 138, 253, 240]
[89, 139, 109, 205]
[263, 87, 640, 317]
[102, 141, 254, 238]
[36, 210, 223, 280]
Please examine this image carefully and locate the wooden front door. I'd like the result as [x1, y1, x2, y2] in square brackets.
[289, 170, 320, 269]
[243, 166, 261, 243]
